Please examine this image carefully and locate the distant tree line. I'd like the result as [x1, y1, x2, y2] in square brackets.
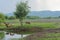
[1, 13, 60, 21]
[43, 16, 60, 19]
[26, 16, 40, 19]
[5, 16, 16, 20]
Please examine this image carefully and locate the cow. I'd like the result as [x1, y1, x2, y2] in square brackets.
[4, 22, 10, 28]
[25, 22, 31, 24]
[4, 22, 14, 28]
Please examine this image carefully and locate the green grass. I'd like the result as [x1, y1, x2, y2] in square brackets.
[46, 33, 60, 37]
[36, 33, 60, 40]
[23, 22, 60, 29]
[5, 19, 60, 28]
[0, 22, 60, 29]
[0, 32, 5, 39]
[36, 38, 60, 40]
[0, 24, 6, 29]
[0, 19, 60, 40]
[0, 19, 60, 29]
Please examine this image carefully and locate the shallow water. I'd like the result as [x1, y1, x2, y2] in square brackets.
[5, 34, 28, 40]
[0, 31, 29, 40]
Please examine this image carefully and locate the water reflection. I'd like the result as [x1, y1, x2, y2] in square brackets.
[0, 31, 29, 40]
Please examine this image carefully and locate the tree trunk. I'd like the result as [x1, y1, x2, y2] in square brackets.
[19, 19, 23, 40]
[19, 19, 23, 27]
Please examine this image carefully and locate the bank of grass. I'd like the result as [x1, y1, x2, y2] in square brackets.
[24, 22, 58, 28]
[36, 33, 60, 40]
[0, 32, 5, 39]
[22, 38, 60, 40]
[0, 22, 60, 29]
[0, 19, 60, 31]
[22, 33, 60, 40]
[3, 19, 60, 29]
[36, 38, 60, 40]
[0, 24, 6, 29]
[2, 22, 58, 34]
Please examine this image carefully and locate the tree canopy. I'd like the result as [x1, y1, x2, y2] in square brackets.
[0, 13, 5, 23]
[14, 1, 30, 27]
[14, 1, 30, 19]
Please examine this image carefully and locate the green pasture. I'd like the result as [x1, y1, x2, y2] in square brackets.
[0, 19, 60, 40]
[0, 19, 60, 29]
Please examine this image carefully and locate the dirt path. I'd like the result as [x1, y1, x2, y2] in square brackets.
[44, 28, 60, 33]
[24, 28, 60, 40]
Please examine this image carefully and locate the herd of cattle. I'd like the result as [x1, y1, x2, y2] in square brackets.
[4, 22, 31, 28]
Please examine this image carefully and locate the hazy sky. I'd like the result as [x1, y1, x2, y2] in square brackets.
[0, 0, 60, 13]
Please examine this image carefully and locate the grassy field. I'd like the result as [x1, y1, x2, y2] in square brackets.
[0, 19, 60, 29]
[8, 19, 60, 40]
[1, 19, 60, 40]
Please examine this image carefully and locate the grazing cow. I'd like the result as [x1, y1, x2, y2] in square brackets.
[4, 22, 10, 28]
[4, 22, 13, 28]
[25, 22, 31, 24]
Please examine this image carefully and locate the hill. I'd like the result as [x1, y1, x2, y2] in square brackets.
[6, 11, 60, 17]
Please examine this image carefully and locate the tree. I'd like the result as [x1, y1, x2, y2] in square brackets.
[0, 13, 10, 28]
[14, 1, 30, 39]
[14, 1, 30, 27]
[58, 16, 60, 18]
[5, 15, 9, 19]
[26, 16, 40, 19]
[46, 17, 51, 19]
[0, 13, 5, 23]
[8, 16, 16, 20]
[0, 13, 5, 26]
